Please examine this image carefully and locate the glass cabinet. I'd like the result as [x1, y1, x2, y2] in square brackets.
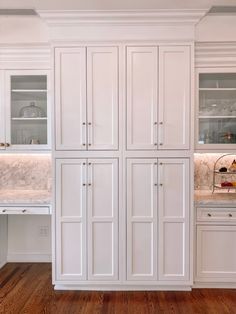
[3, 70, 50, 150]
[197, 69, 236, 149]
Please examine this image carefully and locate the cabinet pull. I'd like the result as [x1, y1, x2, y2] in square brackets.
[207, 213, 212, 217]
[2, 209, 6, 213]
[22, 209, 27, 213]
[229, 213, 233, 217]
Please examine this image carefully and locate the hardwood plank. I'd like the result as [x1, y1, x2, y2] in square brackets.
[0, 263, 236, 314]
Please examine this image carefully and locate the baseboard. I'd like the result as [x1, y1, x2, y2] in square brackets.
[193, 282, 236, 289]
[0, 261, 7, 269]
[7, 253, 51, 263]
[54, 284, 192, 291]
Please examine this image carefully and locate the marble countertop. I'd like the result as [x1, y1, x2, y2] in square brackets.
[0, 190, 51, 205]
[195, 190, 236, 206]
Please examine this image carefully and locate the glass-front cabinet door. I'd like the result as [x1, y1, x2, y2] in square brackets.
[197, 68, 236, 150]
[4, 70, 50, 150]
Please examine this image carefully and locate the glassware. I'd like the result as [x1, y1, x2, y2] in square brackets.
[19, 101, 45, 118]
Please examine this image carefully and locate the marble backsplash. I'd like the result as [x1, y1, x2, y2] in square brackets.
[195, 153, 236, 190]
[0, 154, 52, 190]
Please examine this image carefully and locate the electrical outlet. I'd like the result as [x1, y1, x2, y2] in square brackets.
[38, 226, 49, 237]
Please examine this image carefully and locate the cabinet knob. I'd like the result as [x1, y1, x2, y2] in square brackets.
[82, 143, 86, 146]
[154, 122, 158, 125]
[0, 143, 5, 147]
[5, 143, 10, 147]
[154, 183, 158, 186]
[159, 143, 163, 146]
[83, 183, 86, 186]
[22, 209, 27, 213]
[88, 144, 91, 146]
[159, 121, 163, 125]
[207, 213, 212, 217]
[88, 183, 91, 186]
[2, 209, 6, 213]
[88, 122, 92, 126]
[229, 213, 233, 217]
[154, 143, 158, 146]
[159, 183, 163, 187]
[82, 122, 86, 125]
[88, 163, 91, 165]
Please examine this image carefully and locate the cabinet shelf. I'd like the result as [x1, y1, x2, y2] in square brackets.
[213, 184, 236, 190]
[199, 88, 236, 91]
[214, 170, 236, 175]
[11, 117, 47, 121]
[11, 89, 47, 93]
[199, 116, 236, 119]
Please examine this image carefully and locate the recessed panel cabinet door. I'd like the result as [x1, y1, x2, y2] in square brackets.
[127, 159, 158, 280]
[126, 47, 158, 150]
[55, 48, 86, 150]
[87, 47, 119, 150]
[158, 159, 189, 281]
[87, 159, 118, 280]
[158, 46, 190, 150]
[56, 159, 87, 281]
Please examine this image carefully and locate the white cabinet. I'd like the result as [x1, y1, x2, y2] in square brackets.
[196, 207, 236, 283]
[56, 158, 118, 282]
[1, 70, 50, 150]
[126, 45, 190, 150]
[126, 158, 190, 282]
[158, 159, 190, 281]
[127, 159, 158, 280]
[55, 47, 119, 151]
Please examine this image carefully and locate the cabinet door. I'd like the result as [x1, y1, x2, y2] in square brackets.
[87, 47, 118, 150]
[197, 225, 236, 282]
[55, 48, 87, 150]
[87, 159, 118, 280]
[56, 159, 87, 281]
[127, 159, 158, 280]
[159, 46, 190, 150]
[126, 47, 158, 150]
[158, 158, 189, 281]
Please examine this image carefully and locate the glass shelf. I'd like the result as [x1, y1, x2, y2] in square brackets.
[198, 72, 236, 145]
[10, 75, 48, 146]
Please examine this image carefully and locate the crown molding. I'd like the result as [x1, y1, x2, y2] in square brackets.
[0, 44, 51, 69]
[195, 41, 236, 67]
[37, 9, 208, 26]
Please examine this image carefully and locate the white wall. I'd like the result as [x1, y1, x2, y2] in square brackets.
[7, 215, 51, 262]
[196, 15, 236, 42]
[0, 16, 49, 44]
[0, 217, 7, 267]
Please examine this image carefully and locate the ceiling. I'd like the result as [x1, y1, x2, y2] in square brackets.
[0, 0, 236, 11]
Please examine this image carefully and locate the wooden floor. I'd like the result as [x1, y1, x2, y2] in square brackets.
[0, 264, 236, 314]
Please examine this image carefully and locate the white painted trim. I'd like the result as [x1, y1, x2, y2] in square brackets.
[193, 282, 236, 289]
[0, 44, 51, 70]
[7, 253, 51, 262]
[54, 284, 192, 291]
[0, 261, 7, 269]
[38, 9, 207, 26]
[195, 42, 236, 68]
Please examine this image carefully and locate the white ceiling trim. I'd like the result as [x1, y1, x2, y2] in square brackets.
[195, 42, 236, 67]
[38, 9, 208, 26]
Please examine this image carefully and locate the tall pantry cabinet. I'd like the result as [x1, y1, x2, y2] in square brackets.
[53, 44, 192, 289]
